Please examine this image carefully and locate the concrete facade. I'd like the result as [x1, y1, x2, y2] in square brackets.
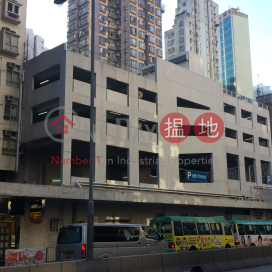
[66, 0, 164, 70]
[1, 45, 272, 257]
[219, 8, 254, 99]
[164, 0, 222, 83]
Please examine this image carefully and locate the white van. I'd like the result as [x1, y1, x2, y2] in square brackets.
[56, 223, 166, 261]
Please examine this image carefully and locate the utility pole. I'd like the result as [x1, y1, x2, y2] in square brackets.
[54, 0, 95, 260]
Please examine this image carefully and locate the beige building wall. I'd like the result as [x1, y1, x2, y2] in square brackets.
[0, 0, 27, 178]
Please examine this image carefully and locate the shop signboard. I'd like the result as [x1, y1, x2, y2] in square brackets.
[5, 247, 46, 266]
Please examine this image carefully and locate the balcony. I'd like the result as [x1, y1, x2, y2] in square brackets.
[108, 0, 120, 9]
[108, 32, 121, 40]
[0, 28, 20, 57]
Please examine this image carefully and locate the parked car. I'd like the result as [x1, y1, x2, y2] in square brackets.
[56, 223, 166, 261]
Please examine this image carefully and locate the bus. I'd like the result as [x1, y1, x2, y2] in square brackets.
[150, 216, 234, 252]
[228, 220, 272, 247]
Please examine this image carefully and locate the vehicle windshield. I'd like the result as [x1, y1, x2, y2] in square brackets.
[57, 226, 82, 244]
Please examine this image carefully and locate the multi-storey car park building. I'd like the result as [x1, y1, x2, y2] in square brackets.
[0, 45, 272, 260]
[66, 0, 164, 70]
[219, 8, 254, 99]
[0, 0, 26, 263]
[164, 0, 222, 83]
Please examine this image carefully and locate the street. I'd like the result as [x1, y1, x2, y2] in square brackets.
[229, 266, 272, 272]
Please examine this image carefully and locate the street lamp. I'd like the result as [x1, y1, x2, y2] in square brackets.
[54, 0, 95, 261]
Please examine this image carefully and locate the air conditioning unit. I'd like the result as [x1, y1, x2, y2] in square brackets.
[4, 130, 12, 136]
[124, 50, 127, 53]
[124, 38, 127, 42]
[7, 62, 16, 69]
[5, 95, 13, 102]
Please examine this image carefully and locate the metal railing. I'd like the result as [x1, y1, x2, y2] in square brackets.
[223, 89, 268, 110]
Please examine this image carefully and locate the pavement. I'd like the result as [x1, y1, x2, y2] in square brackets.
[229, 266, 272, 271]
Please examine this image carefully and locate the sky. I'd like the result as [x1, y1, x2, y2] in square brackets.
[27, 0, 272, 88]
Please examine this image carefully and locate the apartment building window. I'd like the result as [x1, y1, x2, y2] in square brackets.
[130, 38, 137, 46]
[148, 4, 154, 12]
[6, 70, 19, 88]
[261, 161, 271, 185]
[157, 29, 162, 36]
[2, 131, 17, 156]
[243, 133, 253, 144]
[68, 23, 76, 32]
[241, 110, 252, 120]
[140, 63, 145, 68]
[99, 14, 106, 22]
[245, 157, 255, 183]
[139, 9, 145, 18]
[227, 153, 239, 180]
[140, 42, 145, 49]
[179, 21, 183, 26]
[99, 36, 106, 45]
[80, 5, 89, 15]
[139, 31, 145, 39]
[99, 47, 106, 56]
[79, 27, 88, 37]
[67, 44, 75, 51]
[149, 36, 155, 43]
[259, 138, 269, 147]
[79, 38, 89, 47]
[130, 5, 137, 14]
[156, 8, 162, 16]
[100, 25, 106, 33]
[100, 4, 107, 12]
[157, 39, 162, 46]
[130, 48, 137, 57]
[139, 20, 145, 28]
[4, 96, 19, 121]
[80, 49, 89, 56]
[131, 59, 137, 68]
[79, 0, 88, 4]
[225, 128, 237, 139]
[156, 19, 162, 26]
[6, 1, 20, 20]
[67, 33, 75, 42]
[179, 28, 184, 34]
[130, 0, 136, 2]
[130, 27, 137, 35]
[4, 32, 19, 53]
[157, 49, 163, 57]
[257, 115, 267, 125]
[68, 2, 76, 11]
[79, 16, 88, 26]
[130, 16, 137, 25]
[224, 104, 235, 115]
[139, 0, 145, 7]
[149, 0, 154, 3]
[180, 37, 184, 43]
[148, 25, 155, 33]
[149, 15, 154, 22]
[180, 45, 184, 51]
[156, 0, 162, 6]
[140, 52, 146, 60]
[149, 45, 155, 54]
[149, 56, 155, 63]
[68, 12, 76, 22]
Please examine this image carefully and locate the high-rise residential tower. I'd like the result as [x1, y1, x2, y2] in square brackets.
[25, 29, 48, 60]
[219, 8, 253, 99]
[0, 0, 27, 259]
[164, 0, 222, 82]
[67, 0, 164, 70]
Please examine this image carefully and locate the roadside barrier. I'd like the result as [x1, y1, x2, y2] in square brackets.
[251, 246, 268, 266]
[161, 252, 183, 272]
[3, 247, 272, 272]
[212, 249, 232, 271]
[198, 250, 218, 272]
[179, 251, 200, 272]
[239, 247, 256, 268]
[262, 245, 272, 264]
[226, 248, 245, 270]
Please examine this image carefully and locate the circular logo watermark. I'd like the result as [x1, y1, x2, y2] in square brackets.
[194, 113, 224, 143]
[44, 106, 80, 143]
[160, 113, 190, 143]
